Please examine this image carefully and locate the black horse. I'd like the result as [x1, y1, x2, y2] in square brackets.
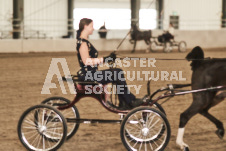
[129, 24, 152, 53]
[176, 46, 226, 151]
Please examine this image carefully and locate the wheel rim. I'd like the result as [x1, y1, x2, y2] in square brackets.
[44, 99, 78, 139]
[179, 42, 186, 52]
[152, 103, 166, 115]
[123, 110, 168, 151]
[20, 106, 65, 150]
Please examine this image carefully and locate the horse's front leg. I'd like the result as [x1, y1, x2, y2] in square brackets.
[176, 128, 189, 151]
[176, 94, 205, 151]
[131, 40, 136, 53]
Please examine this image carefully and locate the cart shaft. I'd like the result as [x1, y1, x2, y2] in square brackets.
[67, 118, 122, 124]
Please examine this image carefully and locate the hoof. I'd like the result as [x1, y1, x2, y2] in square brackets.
[183, 146, 189, 151]
[131, 50, 135, 53]
[215, 129, 224, 139]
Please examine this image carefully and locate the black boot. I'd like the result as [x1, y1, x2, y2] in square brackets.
[129, 98, 144, 108]
[118, 101, 132, 110]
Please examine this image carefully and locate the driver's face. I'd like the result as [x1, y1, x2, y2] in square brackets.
[85, 22, 94, 35]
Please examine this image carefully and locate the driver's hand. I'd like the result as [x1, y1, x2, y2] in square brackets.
[103, 52, 116, 63]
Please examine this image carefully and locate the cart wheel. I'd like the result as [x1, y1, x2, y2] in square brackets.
[163, 42, 172, 53]
[125, 103, 167, 145]
[18, 104, 67, 151]
[178, 41, 187, 52]
[120, 107, 171, 151]
[42, 97, 80, 140]
[148, 41, 158, 53]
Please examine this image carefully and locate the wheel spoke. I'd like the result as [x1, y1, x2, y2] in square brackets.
[24, 118, 36, 127]
[149, 141, 154, 150]
[44, 110, 54, 126]
[149, 119, 160, 130]
[30, 132, 41, 146]
[36, 132, 42, 149]
[45, 130, 63, 137]
[147, 114, 156, 128]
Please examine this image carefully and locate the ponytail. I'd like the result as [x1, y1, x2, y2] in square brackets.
[76, 30, 81, 39]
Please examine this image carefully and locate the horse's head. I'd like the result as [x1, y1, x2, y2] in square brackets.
[131, 24, 138, 31]
[186, 46, 204, 70]
[186, 46, 204, 60]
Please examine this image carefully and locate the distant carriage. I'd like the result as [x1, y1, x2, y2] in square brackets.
[129, 24, 187, 53]
[148, 31, 187, 53]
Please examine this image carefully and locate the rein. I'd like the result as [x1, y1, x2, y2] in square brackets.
[115, 54, 226, 61]
[114, 29, 132, 52]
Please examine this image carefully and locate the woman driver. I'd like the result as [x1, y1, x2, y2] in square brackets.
[76, 18, 143, 110]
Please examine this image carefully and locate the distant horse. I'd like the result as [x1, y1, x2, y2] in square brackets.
[176, 46, 226, 151]
[129, 24, 152, 53]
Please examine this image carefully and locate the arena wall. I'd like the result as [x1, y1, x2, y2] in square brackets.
[0, 29, 226, 53]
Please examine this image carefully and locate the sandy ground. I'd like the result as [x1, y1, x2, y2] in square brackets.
[0, 48, 226, 151]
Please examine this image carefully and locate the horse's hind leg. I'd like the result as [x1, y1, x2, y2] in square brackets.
[199, 110, 224, 139]
[144, 39, 150, 45]
[199, 91, 226, 139]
